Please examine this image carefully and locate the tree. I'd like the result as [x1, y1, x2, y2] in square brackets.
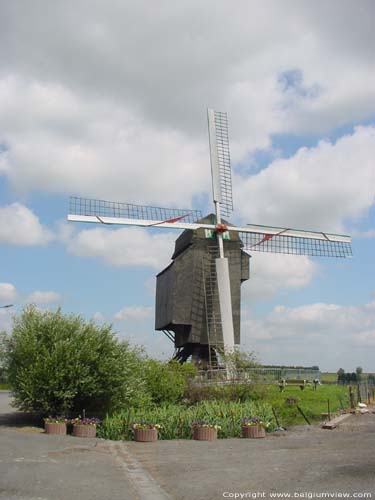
[4, 306, 148, 414]
[356, 366, 363, 382]
[143, 359, 196, 404]
[337, 368, 345, 384]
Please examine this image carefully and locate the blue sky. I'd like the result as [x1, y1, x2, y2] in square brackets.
[0, 1, 374, 371]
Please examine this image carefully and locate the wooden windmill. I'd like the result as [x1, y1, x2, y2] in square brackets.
[68, 109, 352, 368]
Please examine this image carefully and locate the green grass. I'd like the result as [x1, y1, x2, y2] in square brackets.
[0, 383, 10, 390]
[262, 384, 348, 427]
[320, 372, 338, 383]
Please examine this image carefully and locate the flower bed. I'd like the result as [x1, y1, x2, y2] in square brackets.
[71, 417, 101, 438]
[192, 422, 220, 441]
[241, 417, 269, 438]
[133, 422, 161, 442]
[44, 416, 68, 435]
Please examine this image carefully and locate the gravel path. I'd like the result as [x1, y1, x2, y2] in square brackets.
[1, 391, 374, 500]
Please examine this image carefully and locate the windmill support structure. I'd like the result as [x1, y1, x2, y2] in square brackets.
[214, 201, 235, 358]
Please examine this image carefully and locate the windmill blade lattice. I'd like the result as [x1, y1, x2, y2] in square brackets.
[207, 109, 233, 217]
[239, 230, 352, 258]
[69, 197, 202, 224]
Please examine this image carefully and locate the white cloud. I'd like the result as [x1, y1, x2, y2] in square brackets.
[0, 1, 374, 209]
[0, 283, 17, 303]
[241, 300, 375, 371]
[92, 311, 105, 322]
[67, 226, 175, 269]
[242, 253, 318, 301]
[0, 203, 53, 246]
[235, 126, 375, 232]
[27, 290, 61, 305]
[114, 306, 153, 321]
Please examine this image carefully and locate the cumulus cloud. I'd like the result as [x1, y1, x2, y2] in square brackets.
[241, 300, 375, 371]
[114, 306, 153, 321]
[27, 290, 61, 305]
[242, 253, 318, 301]
[0, 203, 53, 246]
[235, 126, 375, 232]
[0, 283, 17, 302]
[92, 311, 105, 322]
[67, 226, 175, 269]
[0, 1, 374, 208]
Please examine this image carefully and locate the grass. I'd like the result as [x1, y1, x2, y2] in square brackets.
[262, 384, 349, 427]
[0, 383, 10, 390]
[98, 384, 350, 440]
[320, 372, 338, 383]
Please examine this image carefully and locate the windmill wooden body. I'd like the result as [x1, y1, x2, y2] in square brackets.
[68, 109, 352, 370]
[155, 214, 250, 366]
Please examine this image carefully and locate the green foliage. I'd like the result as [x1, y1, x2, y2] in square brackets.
[98, 400, 275, 440]
[185, 382, 266, 404]
[0, 331, 7, 383]
[218, 348, 259, 376]
[144, 359, 196, 404]
[4, 306, 149, 414]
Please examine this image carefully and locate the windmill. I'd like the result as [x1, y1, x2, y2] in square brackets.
[68, 109, 352, 369]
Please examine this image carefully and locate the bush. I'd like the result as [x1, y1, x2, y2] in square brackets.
[185, 382, 266, 404]
[4, 306, 149, 414]
[144, 359, 196, 404]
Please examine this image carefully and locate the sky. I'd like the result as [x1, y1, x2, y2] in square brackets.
[0, 0, 374, 372]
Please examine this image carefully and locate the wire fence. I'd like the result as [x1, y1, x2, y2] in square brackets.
[195, 367, 321, 384]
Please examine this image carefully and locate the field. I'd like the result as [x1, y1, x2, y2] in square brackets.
[320, 372, 339, 383]
[262, 383, 348, 426]
[0, 384, 10, 390]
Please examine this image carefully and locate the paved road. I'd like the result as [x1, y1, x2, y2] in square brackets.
[1, 391, 375, 500]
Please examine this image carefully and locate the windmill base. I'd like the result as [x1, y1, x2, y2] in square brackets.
[173, 343, 220, 369]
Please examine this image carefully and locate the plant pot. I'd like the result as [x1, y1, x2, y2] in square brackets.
[134, 428, 158, 442]
[193, 427, 217, 441]
[45, 422, 67, 435]
[73, 424, 97, 438]
[242, 425, 266, 439]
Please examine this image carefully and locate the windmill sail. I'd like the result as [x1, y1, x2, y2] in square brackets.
[68, 197, 352, 258]
[207, 109, 233, 217]
[239, 225, 352, 258]
[68, 196, 202, 226]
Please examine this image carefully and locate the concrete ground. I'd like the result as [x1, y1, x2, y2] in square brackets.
[1, 391, 375, 500]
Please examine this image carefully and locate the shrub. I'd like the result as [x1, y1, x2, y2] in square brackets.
[4, 306, 149, 414]
[144, 359, 196, 404]
[185, 382, 266, 404]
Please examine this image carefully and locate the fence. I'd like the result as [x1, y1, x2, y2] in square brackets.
[352, 381, 375, 405]
[195, 367, 321, 384]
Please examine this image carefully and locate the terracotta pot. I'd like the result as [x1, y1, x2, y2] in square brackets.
[242, 425, 266, 439]
[134, 428, 158, 442]
[193, 427, 217, 441]
[45, 422, 67, 435]
[72, 424, 97, 438]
